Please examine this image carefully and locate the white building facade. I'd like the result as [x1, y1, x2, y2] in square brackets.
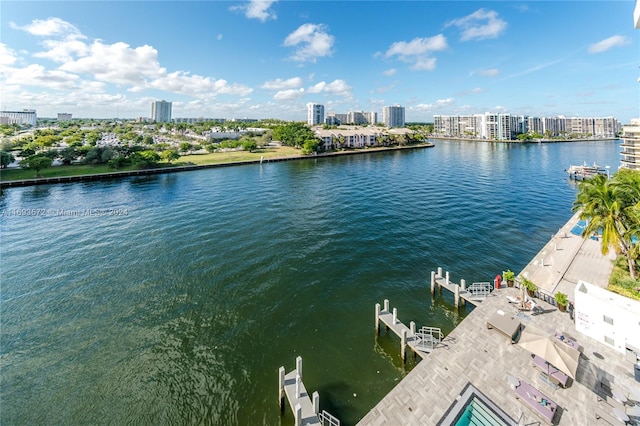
[0, 109, 37, 127]
[307, 103, 325, 126]
[621, 118, 640, 170]
[434, 113, 620, 140]
[151, 100, 172, 123]
[383, 105, 405, 128]
[574, 281, 640, 362]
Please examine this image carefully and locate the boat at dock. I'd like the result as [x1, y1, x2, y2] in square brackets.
[566, 162, 607, 180]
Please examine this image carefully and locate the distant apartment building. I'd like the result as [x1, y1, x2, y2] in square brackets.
[57, 113, 72, 121]
[383, 105, 405, 128]
[307, 103, 325, 126]
[151, 100, 172, 123]
[0, 109, 37, 127]
[621, 118, 640, 170]
[527, 116, 544, 135]
[434, 113, 619, 140]
[325, 111, 376, 126]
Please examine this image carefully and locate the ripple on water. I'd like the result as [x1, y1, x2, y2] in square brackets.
[0, 140, 621, 425]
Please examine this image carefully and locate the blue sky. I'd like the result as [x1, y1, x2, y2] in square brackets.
[1, 1, 639, 122]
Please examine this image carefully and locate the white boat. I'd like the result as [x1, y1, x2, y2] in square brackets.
[566, 162, 606, 180]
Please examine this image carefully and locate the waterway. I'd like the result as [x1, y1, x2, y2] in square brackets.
[0, 139, 621, 425]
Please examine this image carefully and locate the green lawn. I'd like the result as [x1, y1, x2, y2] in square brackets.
[0, 146, 304, 182]
[0, 163, 146, 181]
[178, 146, 302, 165]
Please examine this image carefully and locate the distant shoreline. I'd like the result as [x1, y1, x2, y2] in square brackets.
[428, 136, 620, 143]
[0, 142, 434, 188]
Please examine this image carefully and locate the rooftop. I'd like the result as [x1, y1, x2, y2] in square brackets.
[358, 212, 639, 425]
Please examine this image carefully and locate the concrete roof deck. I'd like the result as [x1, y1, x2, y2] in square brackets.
[358, 212, 639, 425]
[358, 289, 639, 425]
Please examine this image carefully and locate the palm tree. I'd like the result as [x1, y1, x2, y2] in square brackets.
[573, 171, 640, 279]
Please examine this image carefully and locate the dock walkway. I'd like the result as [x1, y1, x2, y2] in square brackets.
[431, 267, 494, 307]
[375, 300, 442, 362]
[279, 357, 340, 426]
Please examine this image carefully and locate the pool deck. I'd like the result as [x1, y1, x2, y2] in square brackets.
[358, 213, 638, 425]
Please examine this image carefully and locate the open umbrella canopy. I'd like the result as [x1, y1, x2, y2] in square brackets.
[517, 326, 580, 379]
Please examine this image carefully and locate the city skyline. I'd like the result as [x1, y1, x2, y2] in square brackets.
[1, 1, 638, 123]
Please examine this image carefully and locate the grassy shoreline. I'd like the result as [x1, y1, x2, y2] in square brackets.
[0, 143, 434, 187]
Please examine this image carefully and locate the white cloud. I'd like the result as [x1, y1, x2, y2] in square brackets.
[588, 35, 631, 53]
[273, 88, 305, 100]
[0, 43, 18, 68]
[383, 68, 397, 76]
[2, 17, 255, 115]
[445, 9, 507, 41]
[385, 35, 447, 57]
[10, 17, 84, 38]
[384, 35, 447, 71]
[261, 77, 303, 90]
[412, 58, 437, 71]
[142, 72, 253, 98]
[34, 38, 90, 63]
[60, 41, 164, 85]
[477, 68, 500, 76]
[217, 34, 223, 41]
[471, 87, 484, 93]
[284, 23, 334, 63]
[3, 63, 81, 90]
[306, 79, 352, 97]
[230, 0, 277, 22]
[412, 98, 455, 111]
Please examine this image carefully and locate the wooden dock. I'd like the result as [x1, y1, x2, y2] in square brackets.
[278, 357, 340, 426]
[431, 267, 494, 307]
[375, 300, 443, 362]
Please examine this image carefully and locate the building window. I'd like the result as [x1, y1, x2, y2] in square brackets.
[604, 336, 614, 346]
[603, 315, 614, 325]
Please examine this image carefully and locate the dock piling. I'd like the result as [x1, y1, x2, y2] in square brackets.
[294, 403, 302, 426]
[445, 271, 450, 286]
[279, 366, 285, 411]
[375, 303, 381, 334]
[430, 271, 436, 295]
[454, 284, 460, 307]
[313, 391, 319, 414]
[437, 267, 442, 277]
[384, 299, 389, 312]
[296, 356, 302, 380]
[295, 374, 301, 398]
[392, 308, 397, 324]
[401, 329, 407, 361]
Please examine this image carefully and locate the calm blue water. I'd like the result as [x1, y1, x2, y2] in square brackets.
[0, 140, 620, 425]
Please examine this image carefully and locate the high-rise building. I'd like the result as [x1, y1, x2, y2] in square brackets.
[57, 113, 72, 121]
[382, 105, 405, 128]
[307, 103, 324, 126]
[0, 109, 37, 127]
[151, 100, 172, 123]
[621, 119, 640, 170]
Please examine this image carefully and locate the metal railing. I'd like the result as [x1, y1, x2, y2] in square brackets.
[319, 410, 340, 426]
[415, 326, 443, 351]
[467, 282, 492, 299]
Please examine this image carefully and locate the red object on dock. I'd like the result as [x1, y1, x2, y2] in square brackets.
[495, 274, 502, 289]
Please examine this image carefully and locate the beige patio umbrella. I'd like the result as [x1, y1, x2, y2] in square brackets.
[517, 326, 580, 379]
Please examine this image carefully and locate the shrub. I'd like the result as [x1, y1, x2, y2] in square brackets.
[555, 292, 568, 306]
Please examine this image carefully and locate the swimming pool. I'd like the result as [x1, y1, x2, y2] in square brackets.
[571, 219, 587, 236]
[438, 383, 517, 426]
